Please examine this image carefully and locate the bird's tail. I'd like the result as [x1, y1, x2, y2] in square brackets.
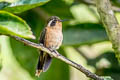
[35, 51, 52, 77]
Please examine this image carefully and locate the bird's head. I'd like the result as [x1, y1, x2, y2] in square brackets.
[47, 16, 62, 27]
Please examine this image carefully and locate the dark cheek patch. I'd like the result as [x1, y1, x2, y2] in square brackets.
[50, 20, 56, 26]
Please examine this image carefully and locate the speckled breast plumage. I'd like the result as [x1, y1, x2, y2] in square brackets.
[44, 26, 63, 50]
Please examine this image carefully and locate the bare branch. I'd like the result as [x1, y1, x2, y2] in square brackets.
[96, 0, 120, 62]
[112, 6, 120, 12]
[9, 35, 104, 80]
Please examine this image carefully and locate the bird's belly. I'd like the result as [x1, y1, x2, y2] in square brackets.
[45, 30, 63, 50]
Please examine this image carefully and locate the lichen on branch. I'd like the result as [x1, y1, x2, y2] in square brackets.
[96, 0, 120, 62]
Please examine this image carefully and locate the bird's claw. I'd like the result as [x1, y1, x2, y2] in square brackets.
[48, 49, 60, 57]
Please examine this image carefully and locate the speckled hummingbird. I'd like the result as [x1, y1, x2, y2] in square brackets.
[35, 16, 63, 76]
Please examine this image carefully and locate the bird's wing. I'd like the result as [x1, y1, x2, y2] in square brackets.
[36, 27, 52, 76]
[36, 28, 47, 76]
[39, 28, 46, 44]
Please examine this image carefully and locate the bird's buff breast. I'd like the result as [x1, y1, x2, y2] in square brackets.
[45, 27, 63, 50]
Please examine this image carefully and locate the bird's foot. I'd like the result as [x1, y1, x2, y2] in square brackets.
[48, 49, 60, 57]
[52, 50, 60, 57]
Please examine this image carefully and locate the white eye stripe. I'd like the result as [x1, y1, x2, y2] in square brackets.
[48, 20, 54, 26]
[48, 19, 57, 26]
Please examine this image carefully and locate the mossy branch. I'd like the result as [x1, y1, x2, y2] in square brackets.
[96, 0, 120, 61]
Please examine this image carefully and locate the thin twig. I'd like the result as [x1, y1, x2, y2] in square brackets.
[9, 35, 103, 80]
[112, 6, 120, 12]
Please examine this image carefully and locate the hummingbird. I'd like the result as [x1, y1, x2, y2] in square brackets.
[35, 16, 63, 76]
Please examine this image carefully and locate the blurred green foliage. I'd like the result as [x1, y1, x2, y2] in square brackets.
[3, 0, 50, 13]
[0, 11, 35, 39]
[0, 0, 120, 80]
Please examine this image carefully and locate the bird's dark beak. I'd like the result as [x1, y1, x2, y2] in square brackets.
[60, 19, 70, 22]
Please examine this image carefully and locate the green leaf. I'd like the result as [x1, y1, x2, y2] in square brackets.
[102, 76, 114, 80]
[0, 0, 18, 3]
[63, 23, 108, 46]
[10, 37, 38, 76]
[0, 11, 35, 39]
[0, 36, 34, 80]
[111, 0, 120, 7]
[115, 13, 120, 24]
[70, 4, 99, 24]
[0, 43, 2, 70]
[0, 2, 10, 9]
[3, 0, 49, 13]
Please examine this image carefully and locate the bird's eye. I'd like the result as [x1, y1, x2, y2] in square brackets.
[50, 20, 56, 26]
[52, 21, 56, 23]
